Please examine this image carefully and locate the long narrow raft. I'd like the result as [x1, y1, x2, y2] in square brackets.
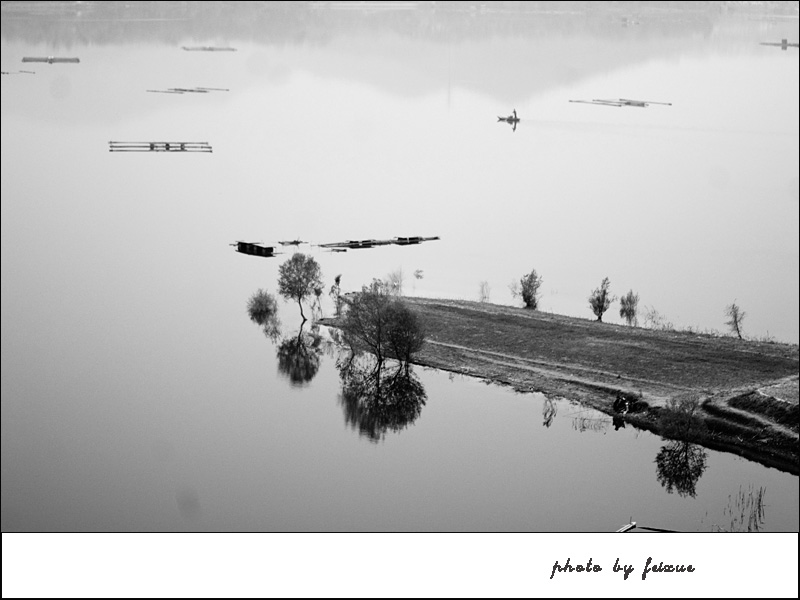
[22, 57, 80, 63]
[108, 141, 212, 153]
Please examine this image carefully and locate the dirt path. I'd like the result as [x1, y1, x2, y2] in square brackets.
[422, 339, 697, 404]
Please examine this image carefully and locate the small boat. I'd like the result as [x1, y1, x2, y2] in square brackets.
[497, 109, 520, 131]
[231, 241, 278, 258]
[616, 520, 679, 532]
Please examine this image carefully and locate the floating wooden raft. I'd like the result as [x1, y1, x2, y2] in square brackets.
[146, 87, 230, 94]
[234, 242, 276, 258]
[181, 46, 237, 52]
[108, 141, 212, 153]
[318, 236, 440, 250]
[393, 235, 440, 245]
[760, 39, 799, 49]
[22, 57, 80, 63]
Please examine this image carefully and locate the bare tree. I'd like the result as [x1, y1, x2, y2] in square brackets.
[619, 289, 640, 326]
[725, 301, 746, 339]
[658, 393, 707, 442]
[643, 305, 674, 331]
[385, 268, 404, 296]
[588, 277, 616, 322]
[478, 281, 491, 303]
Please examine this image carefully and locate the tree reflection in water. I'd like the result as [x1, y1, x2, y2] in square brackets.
[572, 415, 608, 433]
[246, 288, 282, 342]
[655, 440, 708, 498]
[276, 323, 323, 386]
[337, 354, 427, 443]
[542, 397, 557, 428]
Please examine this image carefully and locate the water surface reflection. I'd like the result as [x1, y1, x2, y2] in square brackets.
[247, 288, 282, 342]
[655, 441, 709, 498]
[338, 354, 427, 443]
[276, 324, 324, 387]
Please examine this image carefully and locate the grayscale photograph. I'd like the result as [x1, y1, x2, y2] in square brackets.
[2, 0, 798, 538]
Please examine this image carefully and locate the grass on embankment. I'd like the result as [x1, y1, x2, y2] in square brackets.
[402, 297, 798, 398]
[399, 297, 799, 473]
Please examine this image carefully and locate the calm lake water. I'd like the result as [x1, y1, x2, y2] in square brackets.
[1, 2, 798, 532]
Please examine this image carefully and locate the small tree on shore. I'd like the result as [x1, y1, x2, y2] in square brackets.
[278, 253, 323, 322]
[619, 289, 640, 326]
[385, 301, 426, 374]
[311, 285, 324, 319]
[658, 393, 708, 442]
[329, 274, 343, 317]
[643, 305, 674, 331]
[588, 277, 615, 322]
[385, 268, 404, 296]
[725, 301, 746, 340]
[478, 281, 491, 303]
[340, 279, 425, 369]
[341, 280, 393, 363]
[511, 268, 543, 309]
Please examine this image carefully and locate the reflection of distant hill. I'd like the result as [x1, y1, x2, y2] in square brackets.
[2, 1, 797, 49]
[2, 1, 797, 104]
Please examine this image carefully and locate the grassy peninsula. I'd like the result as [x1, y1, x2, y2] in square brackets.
[322, 297, 799, 474]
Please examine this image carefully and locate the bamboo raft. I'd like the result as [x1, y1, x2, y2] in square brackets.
[181, 46, 237, 52]
[108, 141, 212, 153]
[22, 57, 79, 64]
[146, 87, 230, 94]
[318, 236, 440, 250]
[760, 39, 799, 49]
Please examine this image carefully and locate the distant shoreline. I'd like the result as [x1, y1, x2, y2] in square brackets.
[320, 296, 799, 475]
